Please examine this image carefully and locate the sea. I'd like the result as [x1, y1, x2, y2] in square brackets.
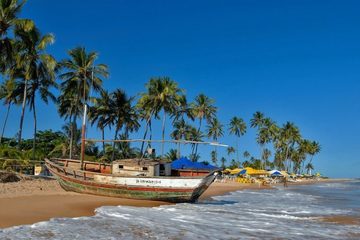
[1, 180, 360, 240]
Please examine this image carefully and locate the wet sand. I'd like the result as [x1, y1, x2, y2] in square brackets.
[0, 178, 348, 228]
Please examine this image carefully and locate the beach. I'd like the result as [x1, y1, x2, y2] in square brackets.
[0, 178, 273, 228]
[1, 178, 358, 239]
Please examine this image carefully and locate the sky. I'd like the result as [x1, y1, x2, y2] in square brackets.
[1, 0, 359, 178]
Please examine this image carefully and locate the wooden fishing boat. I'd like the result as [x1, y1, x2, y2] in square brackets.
[45, 158, 218, 203]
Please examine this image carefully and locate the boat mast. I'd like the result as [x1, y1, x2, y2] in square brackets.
[80, 66, 93, 170]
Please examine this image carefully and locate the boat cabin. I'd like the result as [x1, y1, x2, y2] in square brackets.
[112, 159, 171, 177]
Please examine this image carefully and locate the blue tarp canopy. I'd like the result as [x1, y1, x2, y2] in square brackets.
[269, 170, 282, 176]
[171, 157, 218, 170]
[239, 169, 247, 175]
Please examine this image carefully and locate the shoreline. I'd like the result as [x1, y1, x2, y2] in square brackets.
[0, 178, 349, 229]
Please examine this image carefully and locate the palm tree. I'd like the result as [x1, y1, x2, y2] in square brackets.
[171, 119, 190, 158]
[192, 94, 217, 132]
[137, 92, 157, 155]
[11, 26, 56, 148]
[210, 150, 217, 166]
[309, 141, 321, 164]
[243, 150, 250, 160]
[261, 148, 271, 170]
[165, 149, 178, 161]
[171, 94, 194, 122]
[305, 162, 314, 175]
[186, 125, 203, 161]
[192, 94, 217, 156]
[26, 67, 57, 159]
[207, 118, 224, 165]
[89, 90, 111, 154]
[228, 116, 246, 162]
[104, 89, 137, 161]
[143, 77, 182, 156]
[0, 0, 33, 73]
[256, 118, 274, 169]
[57, 91, 82, 158]
[279, 122, 301, 171]
[0, 79, 19, 143]
[250, 111, 265, 129]
[227, 146, 235, 156]
[220, 157, 226, 169]
[58, 46, 108, 159]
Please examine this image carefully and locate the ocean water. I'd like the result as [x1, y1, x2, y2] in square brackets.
[1, 180, 360, 240]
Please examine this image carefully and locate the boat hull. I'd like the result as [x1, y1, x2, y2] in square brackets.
[45, 158, 216, 203]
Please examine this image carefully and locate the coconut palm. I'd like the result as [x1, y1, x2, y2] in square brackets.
[165, 149, 178, 161]
[0, 0, 33, 73]
[261, 148, 271, 170]
[58, 46, 108, 158]
[243, 150, 250, 160]
[10, 26, 56, 148]
[171, 94, 194, 122]
[192, 94, 217, 156]
[256, 118, 274, 169]
[227, 146, 235, 156]
[89, 90, 111, 154]
[192, 94, 217, 132]
[57, 91, 82, 158]
[186, 125, 203, 161]
[305, 162, 314, 175]
[104, 89, 139, 161]
[220, 157, 226, 169]
[171, 119, 190, 158]
[309, 141, 321, 164]
[143, 77, 182, 156]
[207, 118, 224, 165]
[26, 67, 57, 159]
[250, 111, 265, 129]
[279, 122, 301, 171]
[228, 116, 246, 161]
[0, 79, 19, 143]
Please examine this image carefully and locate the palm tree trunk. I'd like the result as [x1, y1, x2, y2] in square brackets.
[0, 103, 11, 144]
[101, 128, 105, 154]
[149, 120, 152, 147]
[236, 137, 239, 162]
[177, 142, 181, 159]
[140, 117, 150, 155]
[69, 114, 76, 159]
[111, 128, 119, 161]
[284, 144, 290, 171]
[161, 111, 166, 157]
[194, 118, 203, 157]
[197, 118, 202, 133]
[18, 79, 28, 148]
[32, 101, 37, 160]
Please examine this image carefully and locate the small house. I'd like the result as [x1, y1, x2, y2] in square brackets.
[112, 159, 171, 177]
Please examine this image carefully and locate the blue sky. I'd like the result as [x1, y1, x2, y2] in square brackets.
[1, 0, 359, 177]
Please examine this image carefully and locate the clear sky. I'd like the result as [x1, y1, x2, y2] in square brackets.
[1, 0, 359, 178]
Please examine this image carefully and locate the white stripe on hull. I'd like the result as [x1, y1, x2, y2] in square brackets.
[94, 175, 205, 188]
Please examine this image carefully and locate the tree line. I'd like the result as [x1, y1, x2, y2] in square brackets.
[0, 0, 320, 174]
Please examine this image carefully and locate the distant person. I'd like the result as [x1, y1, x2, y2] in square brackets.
[284, 177, 288, 188]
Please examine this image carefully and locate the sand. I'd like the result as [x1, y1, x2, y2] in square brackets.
[0, 177, 347, 228]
